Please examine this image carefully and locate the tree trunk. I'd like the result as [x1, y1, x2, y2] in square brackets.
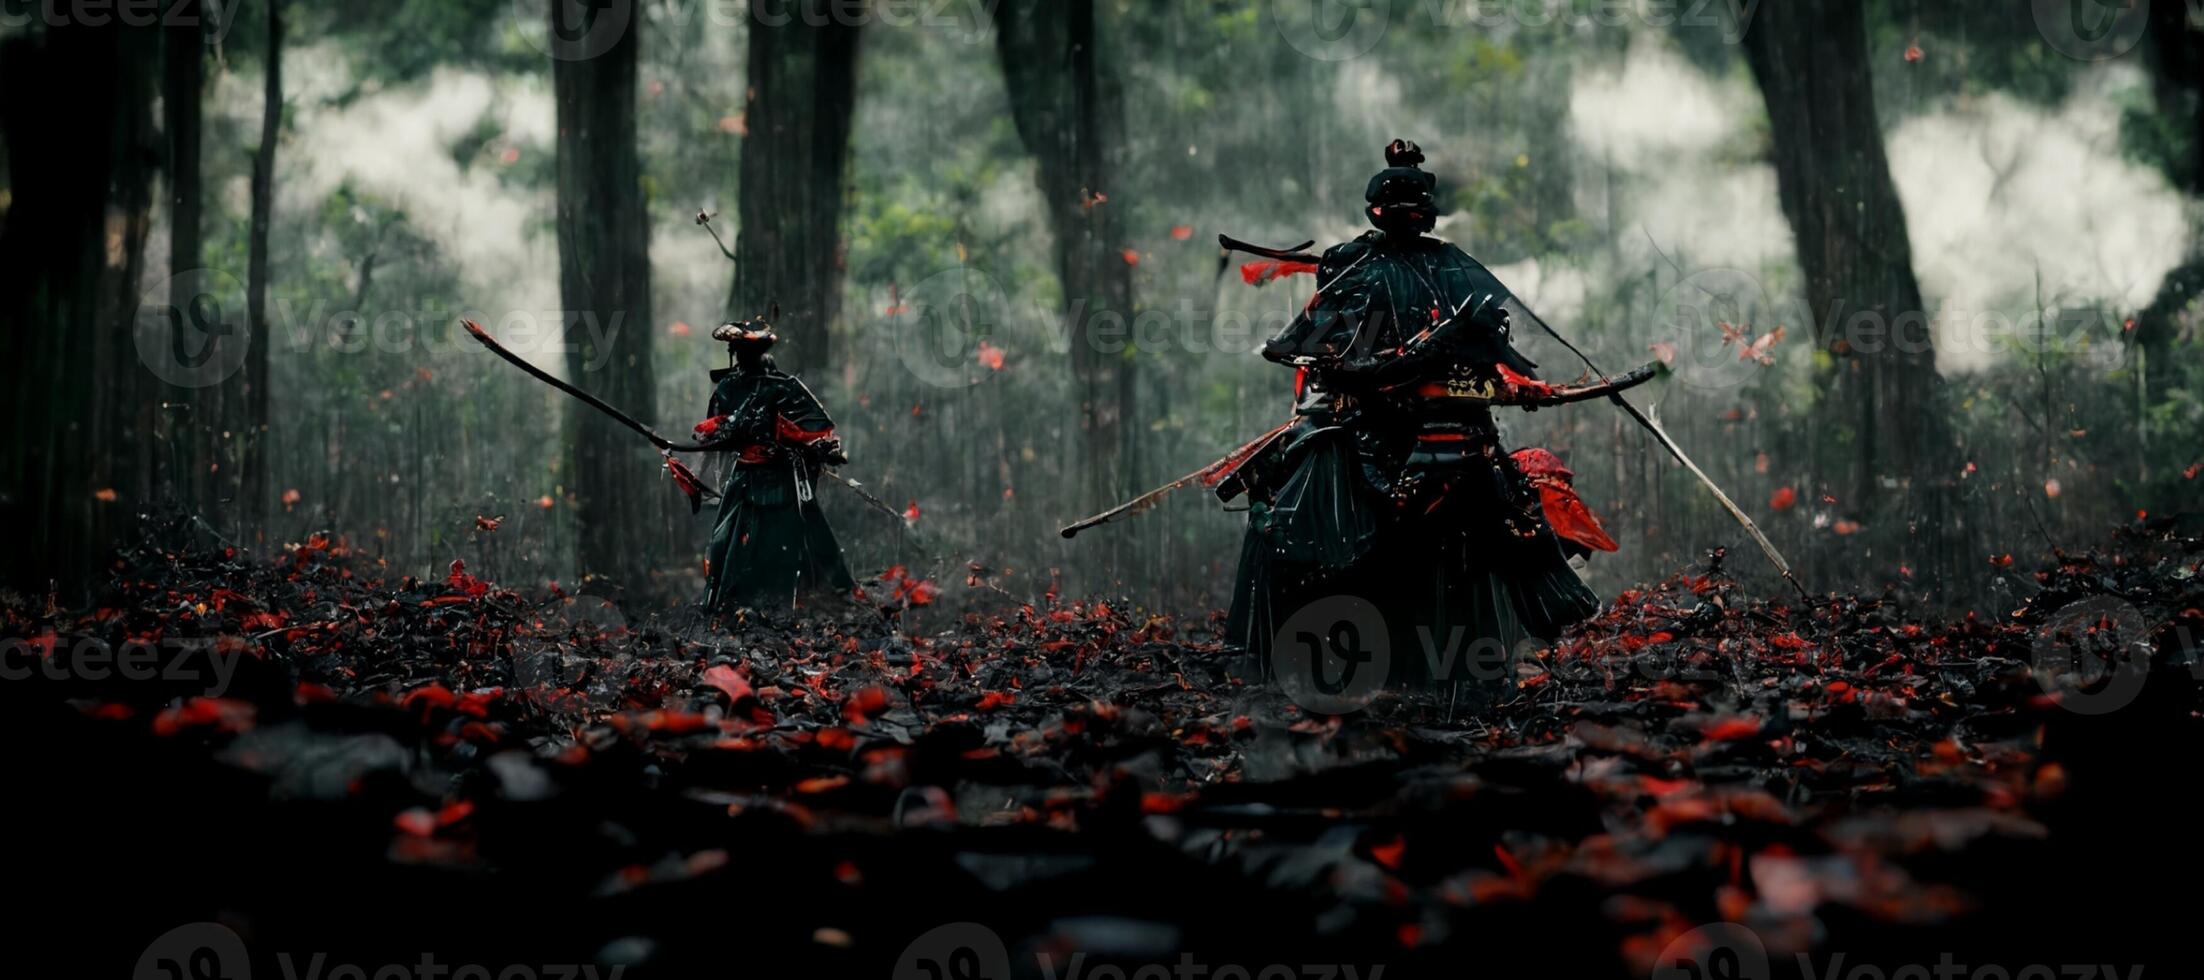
[1741, 0, 1960, 585]
[239, 1, 282, 545]
[553, 0, 659, 590]
[2133, 0, 2204, 395]
[728, 0, 864, 376]
[0, 21, 159, 594]
[166, 1, 210, 506]
[989, 0, 1135, 505]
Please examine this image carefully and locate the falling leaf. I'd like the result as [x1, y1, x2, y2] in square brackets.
[1832, 520, 1862, 536]
[975, 341, 1006, 371]
[1649, 341, 1677, 366]
[1769, 486, 1798, 511]
[1169, 225, 1194, 241]
[2043, 479, 2062, 499]
[1903, 43, 1923, 63]
[281, 488, 302, 511]
[536, 495, 556, 510]
[1990, 554, 2014, 568]
[903, 501, 922, 523]
[2184, 463, 2199, 480]
[474, 515, 504, 532]
[93, 488, 118, 502]
[719, 113, 746, 135]
[668, 321, 692, 338]
[1121, 249, 1141, 267]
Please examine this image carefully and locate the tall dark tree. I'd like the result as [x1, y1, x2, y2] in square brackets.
[728, 0, 864, 375]
[553, 0, 659, 588]
[2133, 0, 2204, 395]
[989, 0, 1135, 505]
[1741, 0, 1961, 581]
[237, 0, 284, 540]
[166, 1, 211, 505]
[0, 20, 160, 593]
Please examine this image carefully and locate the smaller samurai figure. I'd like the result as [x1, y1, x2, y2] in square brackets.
[691, 318, 856, 614]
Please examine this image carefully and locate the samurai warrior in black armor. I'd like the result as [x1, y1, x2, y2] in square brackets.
[690, 319, 857, 614]
[1218, 139, 1612, 690]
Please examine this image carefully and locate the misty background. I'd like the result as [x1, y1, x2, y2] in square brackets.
[3, 0, 2198, 617]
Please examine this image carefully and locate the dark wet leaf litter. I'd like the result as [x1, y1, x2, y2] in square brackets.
[6, 520, 2203, 978]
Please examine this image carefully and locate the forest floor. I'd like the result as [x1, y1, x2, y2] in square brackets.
[6, 521, 2203, 979]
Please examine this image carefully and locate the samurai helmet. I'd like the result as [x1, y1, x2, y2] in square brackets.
[1364, 138, 1438, 234]
[712, 316, 778, 354]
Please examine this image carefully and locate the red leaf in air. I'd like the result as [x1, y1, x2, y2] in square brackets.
[1769, 486, 1798, 511]
[474, 514, 503, 532]
[1649, 341, 1677, 365]
[976, 341, 1006, 371]
[1170, 225, 1194, 240]
[903, 501, 922, 523]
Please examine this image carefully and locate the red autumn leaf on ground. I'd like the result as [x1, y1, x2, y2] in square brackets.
[844, 686, 891, 724]
[447, 559, 489, 597]
[702, 664, 754, 703]
[152, 698, 257, 737]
